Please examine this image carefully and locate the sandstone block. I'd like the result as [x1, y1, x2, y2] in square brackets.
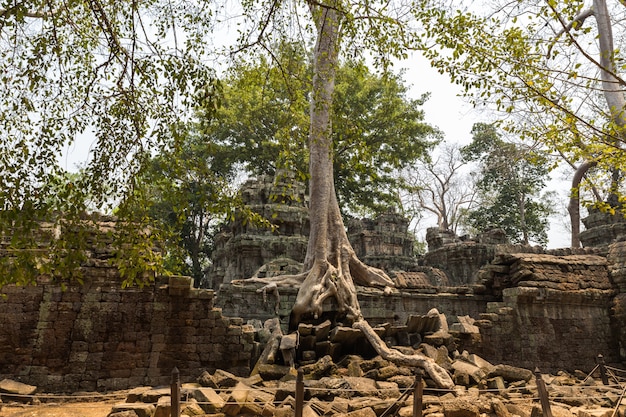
[153, 395, 171, 417]
[344, 406, 377, 417]
[181, 398, 207, 416]
[442, 398, 480, 417]
[110, 403, 156, 417]
[190, 386, 225, 413]
[222, 381, 250, 416]
[0, 379, 37, 396]
[451, 360, 486, 384]
[489, 364, 533, 382]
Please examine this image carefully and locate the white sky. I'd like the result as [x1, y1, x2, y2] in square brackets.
[397, 51, 573, 249]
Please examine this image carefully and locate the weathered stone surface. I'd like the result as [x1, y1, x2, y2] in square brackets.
[222, 382, 250, 416]
[213, 369, 240, 388]
[153, 396, 171, 417]
[442, 398, 480, 417]
[451, 360, 486, 384]
[0, 379, 37, 396]
[189, 386, 225, 413]
[181, 398, 206, 416]
[488, 364, 533, 382]
[492, 398, 512, 417]
[108, 412, 140, 417]
[110, 403, 156, 417]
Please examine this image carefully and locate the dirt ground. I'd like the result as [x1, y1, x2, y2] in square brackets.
[0, 392, 126, 417]
[0, 401, 115, 417]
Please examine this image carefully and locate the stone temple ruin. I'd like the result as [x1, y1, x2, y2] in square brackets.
[2, 173, 626, 394]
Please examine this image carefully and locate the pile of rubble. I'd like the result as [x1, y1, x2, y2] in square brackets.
[99, 349, 623, 417]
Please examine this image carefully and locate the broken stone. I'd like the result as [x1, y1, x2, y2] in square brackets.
[258, 363, 292, 380]
[108, 412, 140, 417]
[451, 360, 486, 384]
[139, 387, 170, 404]
[0, 379, 37, 396]
[197, 370, 218, 388]
[442, 398, 480, 417]
[153, 396, 171, 417]
[125, 386, 152, 403]
[189, 386, 225, 413]
[181, 398, 206, 416]
[450, 316, 480, 334]
[301, 355, 336, 379]
[213, 369, 241, 388]
[492, 398, 512, 417]
[314, 320, 332, 341]
[487, 376, 507, 393]
[489, 364, 533, 382]
[222, 381, 251, 416]
[110, 403, 156, 417]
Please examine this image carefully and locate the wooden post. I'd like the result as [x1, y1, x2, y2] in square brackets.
[535, 368, 553, 417]
[295, 368, 304, 417]
[171, 367, 180, 417]
[597, 354, 609, 385]
[413, 368, 424, 417]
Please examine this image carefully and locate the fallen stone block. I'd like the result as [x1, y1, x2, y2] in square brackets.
[181, 398, 206, 416]
[442, 398, 480, 417]
[222, 381, 250, 416]
[451, 359, 486, 384]
[492, 398, 512, 417]
[489, 364, 533, 382]
[139, 387, 170, 404]
[189, 386, 225, 413]
[343, 406, 378, 417]
[110, 402, 156, 417]
[574, 407, 614, 417]
[0, 379, 37, 396]
[153, 396, 171, 417]
[213, 369, 241, 388]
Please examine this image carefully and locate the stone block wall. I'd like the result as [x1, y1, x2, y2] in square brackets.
[466, 252, 619, 373]
[0, 275, 255, 393]
[216, 282, 496, 330]
[471, 287, 617, 373]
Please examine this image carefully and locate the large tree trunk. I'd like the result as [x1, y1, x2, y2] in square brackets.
[568, 161, 597, 248]
[238, 1, 454, 389]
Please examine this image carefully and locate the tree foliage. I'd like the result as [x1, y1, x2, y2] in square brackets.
[461, 123, 555, 246]
[201, 42, 440, 217]
[412, 0, 626, 245]
[0, 0, 220, 287]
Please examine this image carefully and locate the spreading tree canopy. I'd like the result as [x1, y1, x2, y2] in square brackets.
[413, 0, 626, 246]
[201, 42, 440, 217]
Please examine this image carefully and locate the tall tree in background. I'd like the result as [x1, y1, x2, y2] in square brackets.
[402, 143, 475, 234]
[461, 123, 554, 246]
[414, 0, 626, 247]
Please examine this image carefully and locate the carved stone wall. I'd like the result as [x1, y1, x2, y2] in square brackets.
[580, 208, 626, 249]
[206, 173, 309, 289]
[347, 212, 418, 272]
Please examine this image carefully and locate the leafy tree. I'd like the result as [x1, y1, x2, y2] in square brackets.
[412, 0, 626, 247]
[0, 0, 455, 386]
[0, 0, 219, 287]
[120, 133, 233, 287]
[230, 1, 453, 387]
[203, 42, 439, 217]
[461, 123, 555, 246]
